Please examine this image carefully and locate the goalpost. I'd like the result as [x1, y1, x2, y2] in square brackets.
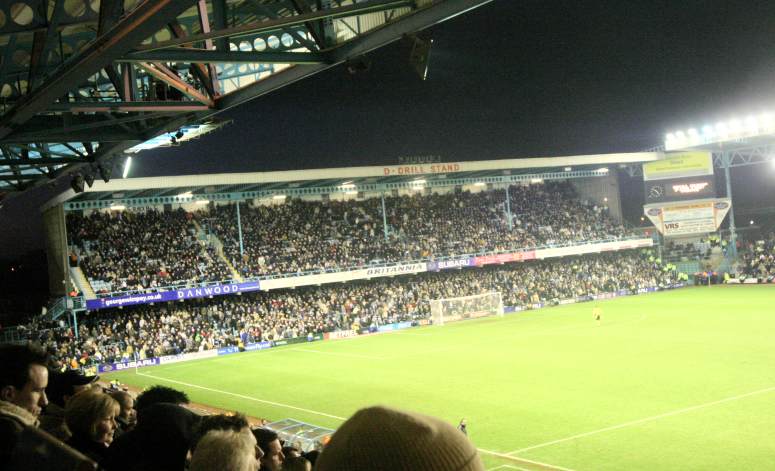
[429, 291, 504, 326]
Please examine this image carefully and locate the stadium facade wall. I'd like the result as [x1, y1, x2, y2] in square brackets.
[43, 205, 69, 297]
[572, 174, 623, 222]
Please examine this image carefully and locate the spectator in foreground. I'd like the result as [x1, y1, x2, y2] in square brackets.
[0, 344, 49, 467]
[190, 429, 260, 471]
[40, 369, 99, 441]
[109, 390, 137, 436]
[253, 427, 285, 471]
[315, 405, 485, 471]
[104, 403, 201, 471]
[283, 455, 312, 471]
[134, 385, 190, 412]
[190, 413, 255, 454]
[64, 390, 120, 464]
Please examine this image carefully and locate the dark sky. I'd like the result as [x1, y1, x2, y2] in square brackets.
[3, 0, 775, 258]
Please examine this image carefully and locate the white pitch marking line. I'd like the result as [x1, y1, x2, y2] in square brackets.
[136, 371, 348, 421]
[508, 384, 775, 455]
[139, 372, 574, 470]
[487, 465, 528, 471]
[478, 448, 575, 471]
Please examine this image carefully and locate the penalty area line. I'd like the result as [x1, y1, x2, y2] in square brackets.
[135, 371, 348, 421]
[477, 448, 575, 471]
[508, 384, 775, 455]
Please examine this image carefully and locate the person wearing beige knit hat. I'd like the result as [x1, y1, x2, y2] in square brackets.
[315, 405, 484, 471]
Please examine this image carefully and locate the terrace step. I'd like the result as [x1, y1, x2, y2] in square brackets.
[70, 266, 97, 300]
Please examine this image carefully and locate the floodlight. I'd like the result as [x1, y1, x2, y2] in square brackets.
[474, 182, 485, 186]
[701, 125, 714, 138]
[564, 167, 572, 171]
[273, 194, 286, 200]
[110, 204, 126, 211]
[177, 191, 193, 198]
[70, 174, 85, 193]
[750, 220, 755, 225]
[675, 131, 686, 140]
[123, 157, 132, 178]
[665, 133, 675, 142]
[715, 122, 729, 138]
[195, 200, 210, 205]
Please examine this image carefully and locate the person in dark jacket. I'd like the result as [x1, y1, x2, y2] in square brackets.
[64, 390, 120, 465]
[103, 403, 201, 471]
[0, 343, 49, 467]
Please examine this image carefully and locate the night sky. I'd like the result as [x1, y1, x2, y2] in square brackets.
[3, 0, 775, 260]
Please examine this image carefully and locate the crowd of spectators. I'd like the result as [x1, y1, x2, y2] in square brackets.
[30, 250, 674, 367]
[67, 209, 232, 294]
[739, 232, 775, 281]
[1, 344, 356, 470]
[65, 182, 633, 294]
[663, 235, 728, 263]
[207, 181, 629, 277]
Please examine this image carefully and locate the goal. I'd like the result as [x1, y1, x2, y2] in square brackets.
[429, 291, 504, 326]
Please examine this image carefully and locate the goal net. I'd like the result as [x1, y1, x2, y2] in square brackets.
[429, 291, 504, 326]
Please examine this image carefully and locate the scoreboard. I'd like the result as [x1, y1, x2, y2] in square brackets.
[642, 152, 731, 236]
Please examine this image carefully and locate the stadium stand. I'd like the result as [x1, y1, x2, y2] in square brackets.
[67, 208, 233, 294]
[65, 181, 631, 293]
[27, 249, 672, 367]
[739, 233, 775, 281]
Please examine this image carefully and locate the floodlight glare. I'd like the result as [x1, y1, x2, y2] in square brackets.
[474, 182, 485, 186]
[701, 125, 714, 137]
[729, 118, 743, 134]
[273, 194, 286, 200]
[760, 112, 773, 129]
[564, 167, 572, 172]
[665, 133, 675, 142]
[110, 204, 126, 211]
[745, 116, 759, 132]
[122, 157, 132, 178]
[195, 200, 210, 205]
[177, 191, 193, 198]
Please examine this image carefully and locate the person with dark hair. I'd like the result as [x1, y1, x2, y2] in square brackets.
[252, 427, 285, 471]
[104, 403, 201, 471]
[64, 390, 120, 464]
[39, 369, 99, 441]
[134, 385, 189, 412]
[0, 343, 50, 467]
[282, 455, 311, 471]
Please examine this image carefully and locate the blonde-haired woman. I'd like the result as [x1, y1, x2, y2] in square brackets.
[65, 390, 120, 464]
[190, 429, 259, 471]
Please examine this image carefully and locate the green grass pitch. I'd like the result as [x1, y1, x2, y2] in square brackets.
[107, 286, 775, 470]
